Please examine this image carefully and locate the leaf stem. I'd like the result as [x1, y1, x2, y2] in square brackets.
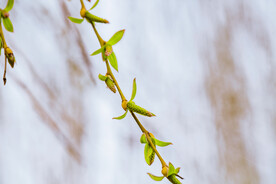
[0, 24, 7, 48]
[105, 60, 126, 101]
[80, 0, 85, 9]
[0, 23, 8, 84]
[91, 22, 105, 47]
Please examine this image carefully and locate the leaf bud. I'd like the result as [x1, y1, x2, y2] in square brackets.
[1, 10, 9, 18]
[121, 100, 128, 111]
[5, 47, 15, 68]
[80, 8, 86, 18]
[105, 76, 116, 93]
[105, 44, 113, 57]
[162, 166, 169, 177]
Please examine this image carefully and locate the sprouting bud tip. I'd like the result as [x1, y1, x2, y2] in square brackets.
[2, 11, 9, 18]
[105, 45, 113, 56]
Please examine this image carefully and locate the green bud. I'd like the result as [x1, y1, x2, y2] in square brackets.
[85, 11, 109, 23]
[5, 47, 15, 68]
[127, 101, 155, 117]
[105, 76, 116, 93]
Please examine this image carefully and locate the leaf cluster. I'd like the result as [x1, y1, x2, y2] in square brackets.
[0, 0, 14, 32]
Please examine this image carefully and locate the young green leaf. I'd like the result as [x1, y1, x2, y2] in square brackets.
[154, 138, 172, 147]
[147, 173, 164, 181]
[108, 52, 118, 71]
[113, 110, 128, 120]
[140, 133, 147, 144]
[144, 139, 156, 165]
[175, 167, 180, 174]
[68, 17, 84, 24]
[3, 18, 13, 32]
[91, 46, 105, 56]
[98, 74, 107, 81]
[89, 0, 99, 10]
[4, 0, 14, 11]
[168, 162, 176, 177]
[144, 143, 152, 165]
[130, 78, 137, 101]
[107, 29, 125, 45]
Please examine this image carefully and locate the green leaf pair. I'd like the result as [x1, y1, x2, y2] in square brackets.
[113, 78, 156, 119]
[91, 29, 125, 72]
[148, 163, 183, 184]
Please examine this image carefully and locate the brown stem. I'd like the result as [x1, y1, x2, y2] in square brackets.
[91, 22, 105, 47]
[80, 0, 85, 9]
[0, 23, 8, 85]
[105, 60, 126, 101]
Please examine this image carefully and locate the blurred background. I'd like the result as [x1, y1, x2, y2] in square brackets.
[0, 0, 275, 183]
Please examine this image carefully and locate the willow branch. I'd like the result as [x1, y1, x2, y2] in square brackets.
[89, 18, 167, 167]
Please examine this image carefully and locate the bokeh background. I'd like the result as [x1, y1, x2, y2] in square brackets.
[0, 0, 275, 183]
